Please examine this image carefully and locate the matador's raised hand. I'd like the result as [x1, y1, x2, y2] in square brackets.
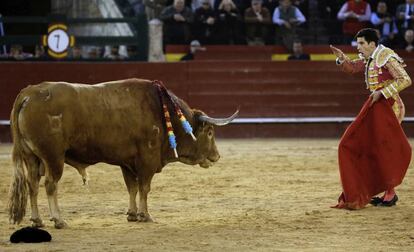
[330, 45, 346, 62]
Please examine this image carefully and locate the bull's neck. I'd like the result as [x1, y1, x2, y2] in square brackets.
[154, 81, 194, 163]
[161, 113, 195, 165]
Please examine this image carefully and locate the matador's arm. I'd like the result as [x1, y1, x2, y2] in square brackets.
[331, 45, 365, 74]
[380, 58, 412, 99]
[337, 57, 366, 74]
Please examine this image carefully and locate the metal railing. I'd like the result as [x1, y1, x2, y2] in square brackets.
[2, 117, 414, 126]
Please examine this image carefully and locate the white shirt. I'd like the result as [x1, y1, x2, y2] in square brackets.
[403, 4, 414, 28]
[272, 6, 306, 25]
[337, 2, 371, 22]
[192, 0, 215, 11]
[370, 13, 398, 36]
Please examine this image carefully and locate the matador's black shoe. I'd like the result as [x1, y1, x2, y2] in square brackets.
[370, 197, 383, 206]
[378, 195, 398, 207]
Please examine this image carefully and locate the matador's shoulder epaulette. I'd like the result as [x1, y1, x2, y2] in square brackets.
[375, 46, 404, 68]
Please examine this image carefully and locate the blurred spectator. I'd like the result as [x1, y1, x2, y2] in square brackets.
[127, 0, 146, 15]
[105, 45, 125, 60]
[244, 0, 271, 45]
[9, 45, 32, 60]
[367, 0, 404, 15]
[192, 0, 203, 11]
[180, 40, 206, 60]
[9, 45, 23, 60]
[370, 1, 398, 47]
[69, 46, 84, 60]
[404, 29, 414, 51]
[397, 28, 414, 51]
[212, 0, 252, 13]
[337, 0, 372, 44]
[34, 45, 47, 59]
[193, 0, 217, 44]
[292, 0, 308, 19]
[165, 0, 192, 7]
[192, 0, 220, 11]
[272, 0, 306, 50]
[0, 13, 6, 56]
[144, 0, 168, 20]
[127, 45, 139, 60]
[87, 47, 100, 60]
[287, 40, 310, 60]
[396, 0, 414, 34]
[160, 0, 194, 45]
[216, 0, 245, 44]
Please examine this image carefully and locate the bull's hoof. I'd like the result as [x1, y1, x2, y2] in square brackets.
[54, 220, 68, 229]
[30, 218, 45, 228]
[127, 213, 138, 222]
[50, 218, 68, 229]
[126, 210, 138, 222]
[137, 212, 153, 222]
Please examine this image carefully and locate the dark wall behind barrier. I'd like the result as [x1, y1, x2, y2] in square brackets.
[1, 61, 414, 141]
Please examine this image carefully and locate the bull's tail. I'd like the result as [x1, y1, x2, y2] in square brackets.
[7, 93, 30, 224]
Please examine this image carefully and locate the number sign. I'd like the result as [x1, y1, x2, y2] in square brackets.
[42, 24, 75, 59]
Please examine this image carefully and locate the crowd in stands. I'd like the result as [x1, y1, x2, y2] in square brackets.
[156, 0, 307, 49]
[0, 44, 140, 61]
[2, 0, 414, 60]
[156, 0, 414, 50]
[0, 44, 46, 60]
[319, 0, 413, 50]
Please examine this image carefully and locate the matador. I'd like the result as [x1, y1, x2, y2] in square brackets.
[331, 28, 412, 209]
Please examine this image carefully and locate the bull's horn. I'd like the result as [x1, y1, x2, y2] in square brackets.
[199, 109, 239, 126]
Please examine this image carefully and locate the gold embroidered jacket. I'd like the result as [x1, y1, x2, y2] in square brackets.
[338, 45, 411, 99]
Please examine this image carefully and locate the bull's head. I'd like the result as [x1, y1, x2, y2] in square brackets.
[177, 109, 239, 168]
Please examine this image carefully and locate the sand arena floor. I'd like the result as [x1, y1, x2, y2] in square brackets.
[0, 139, 413, 251]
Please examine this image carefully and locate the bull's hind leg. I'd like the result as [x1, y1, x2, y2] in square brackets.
[25, 155, 44, 227]
[121, 166, 139, 222]
[42, 157, 67, 229]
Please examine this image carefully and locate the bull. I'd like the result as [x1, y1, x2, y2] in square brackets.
[7, 78, 238, 229]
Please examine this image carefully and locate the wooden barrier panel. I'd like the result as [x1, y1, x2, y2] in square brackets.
[166, 45, 370, 54]
[0, 62, 188, 119]
[1, 60, 414, 140]
[166, 45, 414, 61]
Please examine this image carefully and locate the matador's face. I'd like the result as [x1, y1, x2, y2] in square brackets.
[356, 37, 376, 59]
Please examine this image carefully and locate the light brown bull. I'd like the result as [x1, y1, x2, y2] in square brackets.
[8, 78, 238, 228]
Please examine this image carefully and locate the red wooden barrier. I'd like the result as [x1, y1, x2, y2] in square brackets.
[1, 60, 414, 140]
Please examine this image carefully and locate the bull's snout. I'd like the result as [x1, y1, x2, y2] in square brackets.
[199, 152, 220, 168]
[209, 153, 220, 162]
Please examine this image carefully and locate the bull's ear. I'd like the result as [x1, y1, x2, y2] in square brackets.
[192, 109, 207, 129]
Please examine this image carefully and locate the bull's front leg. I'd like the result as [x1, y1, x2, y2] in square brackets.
[135, 141, 159, 222]
[137, 171, 155, 222]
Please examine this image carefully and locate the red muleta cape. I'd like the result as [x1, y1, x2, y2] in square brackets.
[335, 97, 411, 209]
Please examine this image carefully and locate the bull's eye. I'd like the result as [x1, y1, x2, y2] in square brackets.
[207, 130, 213, 138]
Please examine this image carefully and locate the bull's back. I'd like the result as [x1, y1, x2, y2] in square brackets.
[15, 79, 162, 164]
